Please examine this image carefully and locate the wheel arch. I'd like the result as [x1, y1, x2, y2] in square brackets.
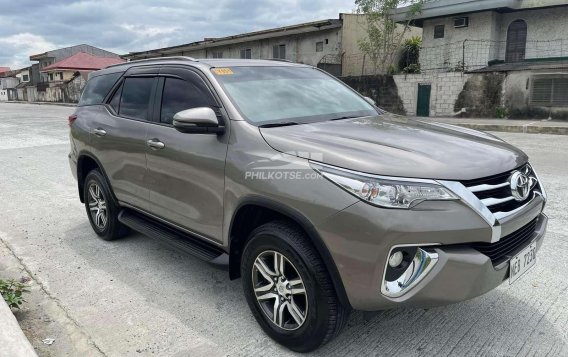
[228, 196, 351, 309]
[76, 151, 116, 204]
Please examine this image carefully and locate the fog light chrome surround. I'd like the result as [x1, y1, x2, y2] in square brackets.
[381, 245, 439, 298]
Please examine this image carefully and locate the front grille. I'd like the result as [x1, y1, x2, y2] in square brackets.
[469, 218, 539, 265]
[460, 164, 541, 215]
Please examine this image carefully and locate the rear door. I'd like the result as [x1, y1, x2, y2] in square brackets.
[144, 66, 229, 243]
[88, 67, 159, 211]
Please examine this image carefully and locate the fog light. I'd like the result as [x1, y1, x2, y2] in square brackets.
[381, 247, 439, 298]
[388, 251, 404, 268]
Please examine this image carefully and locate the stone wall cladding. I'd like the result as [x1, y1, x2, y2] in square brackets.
[393, 72, 471, 116]
[340, 75, 406, 114]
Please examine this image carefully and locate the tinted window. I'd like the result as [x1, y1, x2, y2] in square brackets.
[160, 78, 215, 124]
[79, 72, 122, 106]
[108, 82, 123, 113]
[119, 77, 154, 120]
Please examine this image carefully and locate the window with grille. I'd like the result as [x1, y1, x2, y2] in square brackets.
[240, 48, 252, 59]
[434, 25, 445, 39]
[506, 20, 527, 62]
[212, 51, 223, 59]
[272, 44, 286, 59]
[531, 77, 568, 106]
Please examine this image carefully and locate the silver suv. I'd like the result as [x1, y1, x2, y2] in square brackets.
[69, 57, 547, 352]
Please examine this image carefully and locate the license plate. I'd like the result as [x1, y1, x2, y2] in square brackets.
[509, 242, 537, 284]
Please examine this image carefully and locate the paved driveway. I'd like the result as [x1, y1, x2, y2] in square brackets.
[0, 102, 566, 356]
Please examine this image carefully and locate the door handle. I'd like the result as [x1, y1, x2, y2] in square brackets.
[147, 139, 165, 150]
[93, 128, 107, 137]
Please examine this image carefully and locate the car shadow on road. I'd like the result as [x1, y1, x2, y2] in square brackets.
[64, 223, 567, 356]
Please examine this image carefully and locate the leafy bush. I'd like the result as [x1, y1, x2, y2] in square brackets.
[399, 36, 422, 73]
[0, 279, 29, 309]
[495, 107, 508, 119]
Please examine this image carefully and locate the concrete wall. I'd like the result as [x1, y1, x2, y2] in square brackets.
[340, 75, 406, 114]
[503, 70, 568, 119]
[0, 77, 20, 90]
[165, 28, 341, 68]
[19, 74, 85, 103]
[393, 72, 471, 116]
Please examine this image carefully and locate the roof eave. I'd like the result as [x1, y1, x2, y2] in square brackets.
[122, 19, 342, 59]
[391, 0, 520, 23]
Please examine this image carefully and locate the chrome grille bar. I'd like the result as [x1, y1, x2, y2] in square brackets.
[468, 182, 509, 193]
[481, 196, 516, 207]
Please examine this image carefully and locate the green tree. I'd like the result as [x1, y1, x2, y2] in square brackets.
[355, 0, 425, 73]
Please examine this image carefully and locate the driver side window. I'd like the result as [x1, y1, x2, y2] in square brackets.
[160, 78, 215, 125]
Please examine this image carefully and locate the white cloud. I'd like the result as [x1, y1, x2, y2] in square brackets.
[120, 24, 182, 37]
[0, 33, 57, 69]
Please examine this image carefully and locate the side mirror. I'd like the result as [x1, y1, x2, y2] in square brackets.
[364, 96, 376, 106]
[173, 107, 225, 134]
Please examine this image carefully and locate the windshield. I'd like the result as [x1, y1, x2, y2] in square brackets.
[212, 66, 378, 125]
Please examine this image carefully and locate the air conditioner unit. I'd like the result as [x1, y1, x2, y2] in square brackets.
[454, 17, 469, 28]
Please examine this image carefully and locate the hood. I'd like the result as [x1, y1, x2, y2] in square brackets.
[259, 114, 528, 181]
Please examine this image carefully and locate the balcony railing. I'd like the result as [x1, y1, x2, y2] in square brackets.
[417, 39, 568, 73]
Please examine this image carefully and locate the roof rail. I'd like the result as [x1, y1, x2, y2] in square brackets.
[107, 56, 198, 68]
[266, 58, 294, 63]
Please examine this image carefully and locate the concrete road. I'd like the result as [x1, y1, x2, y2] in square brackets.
[0, 102, 567, 356]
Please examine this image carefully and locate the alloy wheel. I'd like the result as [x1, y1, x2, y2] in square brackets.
[87, 182, 108, 230]
[252, 250, 308, 331]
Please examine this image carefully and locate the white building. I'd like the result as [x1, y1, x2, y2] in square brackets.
[391, 0, 568, 118]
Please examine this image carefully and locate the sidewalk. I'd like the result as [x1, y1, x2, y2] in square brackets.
[420, 117, 568, 135]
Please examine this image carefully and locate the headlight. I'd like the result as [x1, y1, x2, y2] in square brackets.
[311, 163, 458, 209]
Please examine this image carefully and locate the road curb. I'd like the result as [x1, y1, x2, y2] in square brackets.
[0, 298, 37, 357]
[452, 123, 568, 135]
[6, 101, 77, 107]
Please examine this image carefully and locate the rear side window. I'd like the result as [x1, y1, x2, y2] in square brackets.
[119, 77, 154, 120]
[108, 83, 123, 113]
[160, 78, 215, 124]
[79, 72, 121, 106]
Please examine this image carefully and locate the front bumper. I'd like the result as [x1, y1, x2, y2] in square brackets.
[316, 197, 547, 311]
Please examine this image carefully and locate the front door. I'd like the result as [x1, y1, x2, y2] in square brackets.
[144, 67, 229, 243]
[416, 84, 431, 117]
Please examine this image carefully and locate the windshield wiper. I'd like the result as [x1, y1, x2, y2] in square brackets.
[329, 115, 361, 121]
[259, 122, 301, 128]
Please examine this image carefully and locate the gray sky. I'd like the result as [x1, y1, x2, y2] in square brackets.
[0, 0, 355, 69]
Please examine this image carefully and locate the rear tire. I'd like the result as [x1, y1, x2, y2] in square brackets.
[83, 169, 129, 241]
[241, 221, 350, 352]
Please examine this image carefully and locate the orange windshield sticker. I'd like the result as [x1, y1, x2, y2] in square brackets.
[212, 68, 234, 75]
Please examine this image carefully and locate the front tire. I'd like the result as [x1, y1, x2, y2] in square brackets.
[83, 169, 128, 241]
[241, 221, 349, 352]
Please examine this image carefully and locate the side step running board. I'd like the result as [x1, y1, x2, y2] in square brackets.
[118, 209, 229, 267]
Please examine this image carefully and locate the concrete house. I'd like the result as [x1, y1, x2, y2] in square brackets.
[30, 44, 121, 84]
[0, 73, 19, 101]
[122, 14, 420, 77]
[392, 0, 568, 119]
[40, 52, 125, 83]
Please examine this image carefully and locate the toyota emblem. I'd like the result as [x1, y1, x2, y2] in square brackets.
[510, 171, 532, 201]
